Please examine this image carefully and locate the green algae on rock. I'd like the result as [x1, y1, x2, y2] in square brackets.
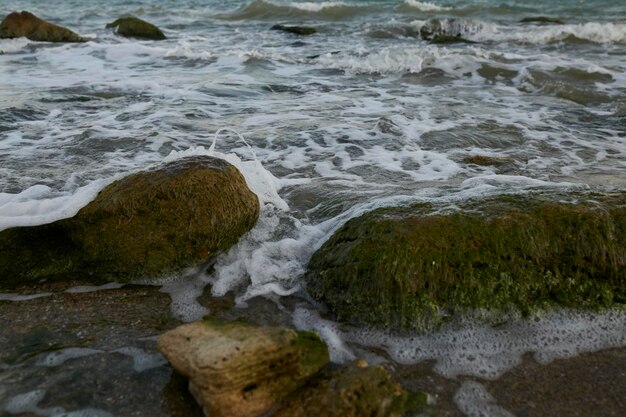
[106, 16, 166, 40]
[305, 195, 626, 331]
[0, 156, 259, 288]
[157, 319, 329, 417]
[520, 16, 565, 25]
[275, 360, 428, 417]
[0, 11, 84, 42]
[271, 24, 317, 36]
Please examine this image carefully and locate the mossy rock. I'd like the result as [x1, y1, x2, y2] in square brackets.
[520, 16, 564, 25]
[0, 156, 259, 288]
[305, 195, 626, 331]
[275, 361, 428, 417]
[430, 35, 476, 45]
[0, 11, 84, 42]
[105, 16, 165, 40]
[271, 24, 317, 36]
[157, 319, 329, 417]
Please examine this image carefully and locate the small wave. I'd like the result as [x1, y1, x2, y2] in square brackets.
[401, 0, 452, 12]
[0, 37, 31, 54]
[217, 0, 373, 21]
[501, 22, 626, 45]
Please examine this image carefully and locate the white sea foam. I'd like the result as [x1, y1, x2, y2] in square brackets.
[0, 37, 31, 54]
[114, 347, 166, 372]
[288, 1, 349, 12]
[0, 178, 117, 231]
[294, 307, 626, 379]
[403, 0, 451, 12]
[454, 381, 516, 417]
[38, 348, 103, 367]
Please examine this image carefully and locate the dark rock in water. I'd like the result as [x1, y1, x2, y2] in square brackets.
[271, 24, 317, 36]
[106, 16, 166, 40]
[419, 18, 480, 44]
[275, 361, 429, 417]
[0, 156, 259, 288]
[462, 154, 514, 167]
[305, 195, 626, 331]
[520, 16, 565, 25]
[157, 319, 329, 417]
[430, 35, 476, 45]
[0, 11, 84, 42]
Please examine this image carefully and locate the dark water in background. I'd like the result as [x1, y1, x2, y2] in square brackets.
[1, 1, 625, 415]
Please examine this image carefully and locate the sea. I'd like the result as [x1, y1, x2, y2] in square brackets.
[1, 1, 625, 416]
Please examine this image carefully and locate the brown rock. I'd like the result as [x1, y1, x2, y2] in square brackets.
[157, 320, 329, 417]
[0, 11, 84, 42]
[275, 361, 428, 417]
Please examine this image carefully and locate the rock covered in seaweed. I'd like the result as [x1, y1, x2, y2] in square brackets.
[419, 18, 479, 44]
[0, 11, 84, 42]
[106, 16, 166, 40]
[0, 156, 259, 288]
[157, 319, 329, 417]
[305, 195, 626, 331]
[271, 24, 317, 36]
[275, 360, 428, 417]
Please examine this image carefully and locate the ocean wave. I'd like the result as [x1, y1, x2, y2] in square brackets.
[412, 19, 626, 45]
[0, 37, 32, 54]
[499, 22, 626, 45]
[216, 0, 374, 21]
[400, 0, 452, 12]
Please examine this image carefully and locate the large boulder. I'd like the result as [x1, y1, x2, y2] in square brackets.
[0, 11, 84, 42]
[0, 156, 259, 288]
[105, 16, 166, 40]
[157, 320, 329, 417]
[306, 195, 626, 331]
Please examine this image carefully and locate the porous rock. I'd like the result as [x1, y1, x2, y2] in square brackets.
[306, 195, 626, 331]
[0, 11, 84, 42]
[106, 16, 166, 40]
[0, 156, 259, 288]
[157, 320, 329, 417]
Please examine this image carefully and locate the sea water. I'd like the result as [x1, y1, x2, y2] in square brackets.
[1, 1, 625, 416]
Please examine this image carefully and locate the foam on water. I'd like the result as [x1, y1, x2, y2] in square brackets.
[113, 347, 167, 372]
[38, 348, 103, 367]
[293, 307, 626, 379]
[454, 381, 516, 417]
[0, 38, 32, 54]
[402, 0, 451, 12]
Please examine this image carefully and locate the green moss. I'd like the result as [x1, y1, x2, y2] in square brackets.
[276, 361, 428, 417]
[105, 17, 165, 40]
[0, 156, 259, 288]
[293, 331, 330, 375]
[271, 24, 317, 36]
[520, 16, 565, 24]
[306, 195, 626, 331]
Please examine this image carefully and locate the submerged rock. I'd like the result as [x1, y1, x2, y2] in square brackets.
[106, 16, 166, 40]
[271, 24, 317, 36]
[419, 18, 479, 44]
[0, 156, 259, 288]
[275, 361, 427, 417]
[305, 195, 626, 331]
[157, 320, 329, 417]
[462, 154, 514, 167]
[430, 35, 476, 45]
[0, 11, 84, 42]
[520, 16, 565, 25]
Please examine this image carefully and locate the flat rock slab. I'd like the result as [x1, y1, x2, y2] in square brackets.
[158, 320, 329, 417]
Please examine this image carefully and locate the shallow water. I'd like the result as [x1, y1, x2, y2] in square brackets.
[1, 1, 625, 416]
